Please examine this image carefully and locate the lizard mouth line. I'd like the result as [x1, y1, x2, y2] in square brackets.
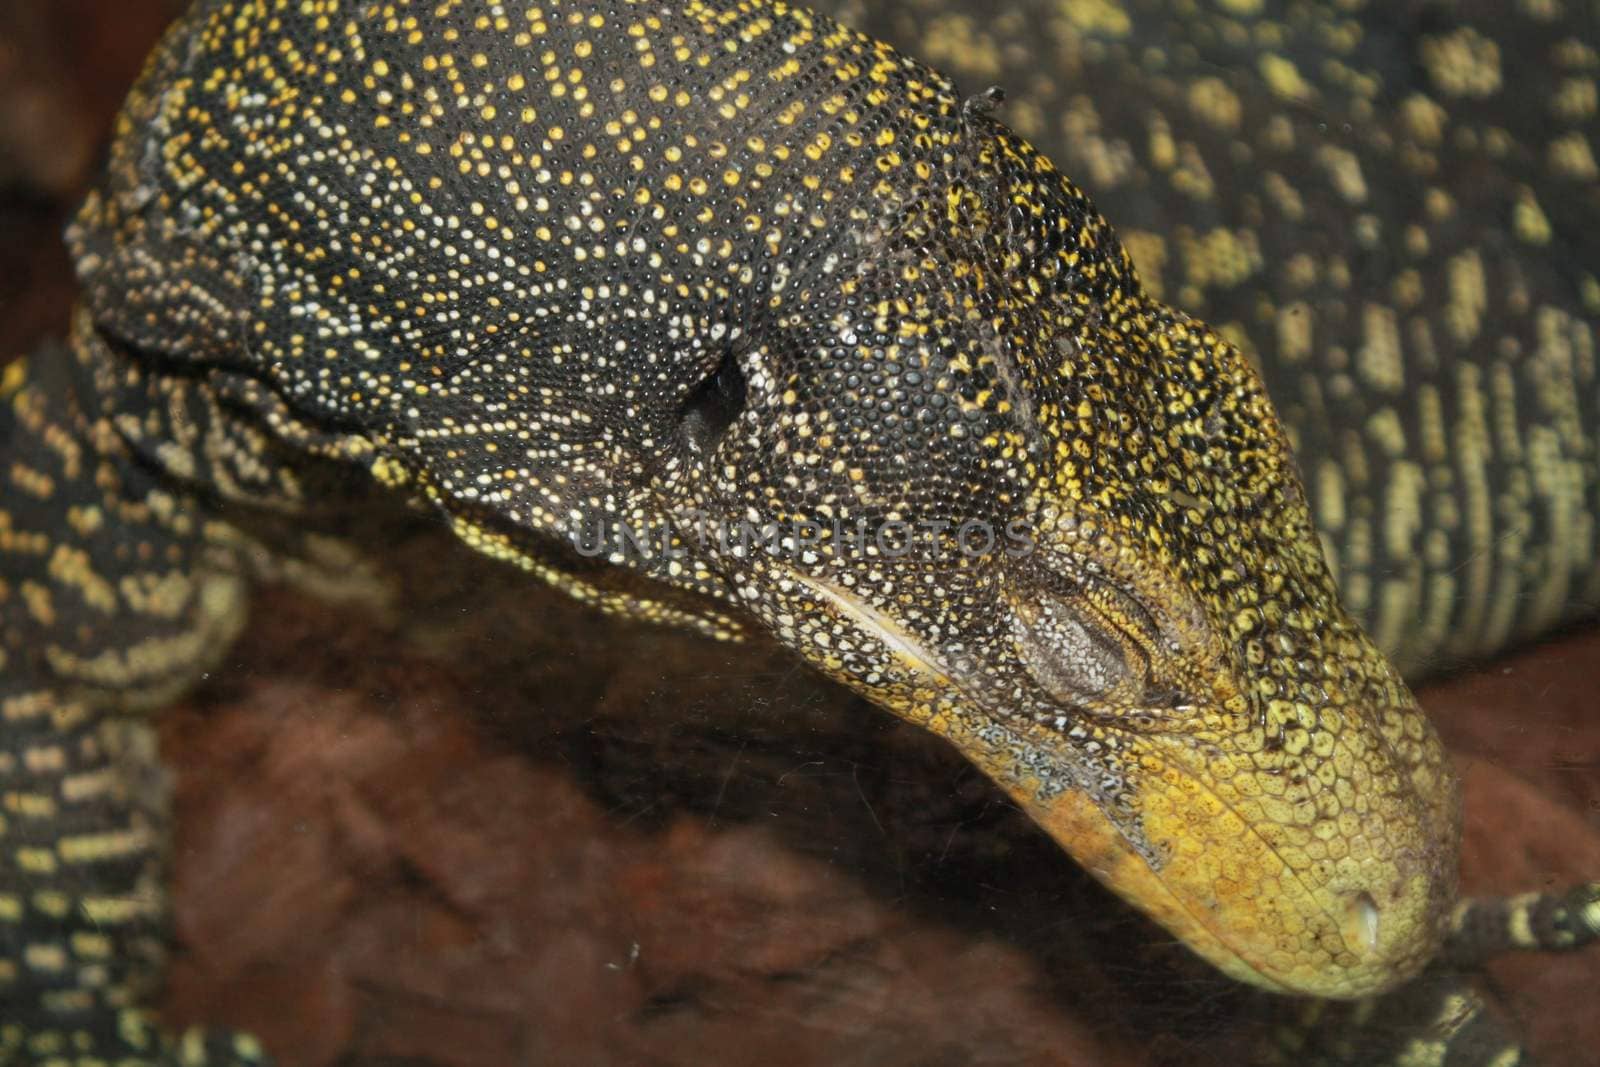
[793, 573, 964, 691]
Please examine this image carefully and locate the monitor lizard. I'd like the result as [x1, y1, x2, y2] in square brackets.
[1, 0, 1595, 1063]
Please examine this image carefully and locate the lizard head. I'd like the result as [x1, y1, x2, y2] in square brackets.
[664, 119, 1459, 998]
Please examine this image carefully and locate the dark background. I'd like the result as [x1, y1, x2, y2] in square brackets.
[2, 5, 1597, 1064]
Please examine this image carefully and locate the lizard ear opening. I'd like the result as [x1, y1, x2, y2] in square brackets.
[679, 344, 747, 456]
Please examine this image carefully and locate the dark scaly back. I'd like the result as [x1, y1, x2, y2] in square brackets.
[818, 0, 1600, 677]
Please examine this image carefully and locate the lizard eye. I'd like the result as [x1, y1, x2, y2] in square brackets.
[1004, 556, 1197, 714]
[1009, 588, 1151, 708]
[679, 345, 747, 455]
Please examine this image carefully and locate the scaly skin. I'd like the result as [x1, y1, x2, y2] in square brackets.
[817, 0, 1600, 681]
[0, 0, 1593, 1062]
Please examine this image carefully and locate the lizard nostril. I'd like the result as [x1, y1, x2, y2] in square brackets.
[1344, 890, 1382, 954]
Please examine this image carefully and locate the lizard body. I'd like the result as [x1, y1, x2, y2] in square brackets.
[0, 0, 1594, 1062]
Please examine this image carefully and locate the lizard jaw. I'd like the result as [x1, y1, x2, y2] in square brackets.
[783, 569, 1457, 999]
[1003, 717, 1457, 998]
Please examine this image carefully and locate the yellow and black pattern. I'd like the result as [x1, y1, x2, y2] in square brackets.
[1445, 882, 1600, 965]
[0, 0, 1594, 1064]
[823, 0, 1600, 680]
[0, 334, 264, 1062]
[1280, 970, 1538, 1067]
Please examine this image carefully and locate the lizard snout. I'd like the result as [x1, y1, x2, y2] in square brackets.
[1004, 621, 1458, 995]
[993, 550, 1460, 997]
